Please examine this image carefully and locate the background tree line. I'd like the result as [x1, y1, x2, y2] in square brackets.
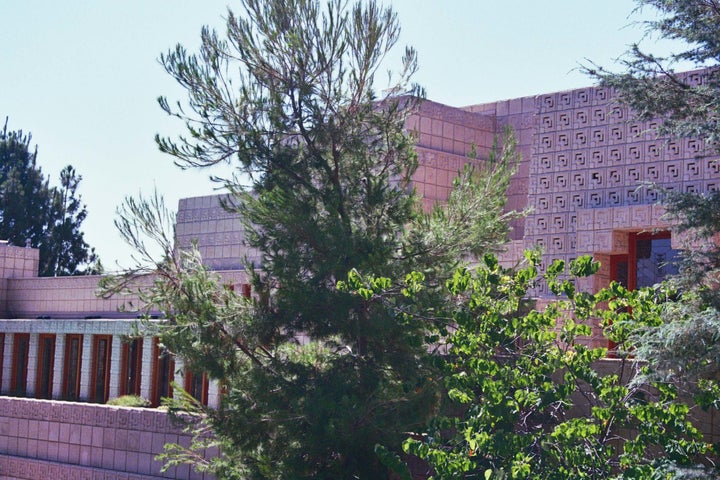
[0, 118, 98, 276]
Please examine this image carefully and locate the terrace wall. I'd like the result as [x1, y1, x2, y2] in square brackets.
[0, 397, 213, 480]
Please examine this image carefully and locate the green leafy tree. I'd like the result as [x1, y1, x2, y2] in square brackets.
[108, 0, 521, 478]
[344, 254, 714, 479]
[0, 119, 98, 276]
[586, 0, 720, 406]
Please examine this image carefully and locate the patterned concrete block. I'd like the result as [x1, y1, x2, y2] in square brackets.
[0, 398, 213, 479]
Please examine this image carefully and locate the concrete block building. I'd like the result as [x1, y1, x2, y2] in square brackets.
[1, 71, 718, 477]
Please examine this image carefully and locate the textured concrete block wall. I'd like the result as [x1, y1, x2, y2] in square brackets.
[5, 276, 130, 318]
[0, 243, 39, 280]
[531, 87, 704, 267]
[408, 99, 497, 159]
[460, 78, 719, 284]
[462, 96, 536, 241]
[0, 279, 6, 318]
[454, 79, 720, 349]
[176, 195, 259, 271]
[487, 85, 720, 297]
[0, 397, 213, 479]
[0, 244, 39, 317]
[413, 148, 476, 211]
[408, 100, 498, 212]
[3, 270, 247, 319]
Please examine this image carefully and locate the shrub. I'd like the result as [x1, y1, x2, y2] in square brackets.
[107, 395, 150, 408]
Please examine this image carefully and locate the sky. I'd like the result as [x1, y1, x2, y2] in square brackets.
[0, 0, 683, 269]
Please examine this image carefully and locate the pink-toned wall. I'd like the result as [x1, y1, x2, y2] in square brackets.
[0, 243, 39, 279]
[463, 96, 536, 240]
[409, 99, 497, 158]
[4, 275, 142, 319]
[0, 397, 213, 480]
[176, 195, 261, 272]
[462, 82, 719, 302]
[408, 100, 499, 212]
[2, 270, 248, 319]
[404, 96, 538, 242]
[0, 244, 40, 318]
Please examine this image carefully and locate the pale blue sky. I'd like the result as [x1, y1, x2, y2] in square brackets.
[0, 1, 680, 268]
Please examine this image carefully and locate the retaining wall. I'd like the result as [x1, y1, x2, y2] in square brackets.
[0, 397, 212, 480]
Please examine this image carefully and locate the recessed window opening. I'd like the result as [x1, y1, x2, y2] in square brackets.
[11, 333, 30, 396]
[63, 334, 83, 401]
[36, 334, 56, 399]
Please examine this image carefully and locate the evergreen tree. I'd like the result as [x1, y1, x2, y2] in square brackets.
[0, 120, 52, 250]
[44, 165, 99, 276]
[587, 0, 720, 404]
[587, 1, 720, 149]
[110, 0, 520, 477]
[0, 119, 98, 276]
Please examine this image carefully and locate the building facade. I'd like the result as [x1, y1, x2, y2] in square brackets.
[1, 76, 715, 404]
[0, 72, 718, 477]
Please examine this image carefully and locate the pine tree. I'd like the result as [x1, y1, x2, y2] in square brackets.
[111, 0, 520, 477]
[0, 119, 97, 276]
[587, 1, 720, 146]
[587, 0, 720, 396]
[44, 165, 99, 276]
[0, 120, 52, 250]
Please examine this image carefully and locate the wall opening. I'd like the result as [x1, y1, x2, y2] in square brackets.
[11, 333, 29, 396]
[90, 335, 112, 403]
[120, 337, 143, 397]
[35, 334, 56, 399]
[63, 334, 83, 401]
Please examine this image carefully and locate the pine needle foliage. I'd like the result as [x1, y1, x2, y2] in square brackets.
[586, 2, 720, 464]
[106, 0, 521, 478]
[0, 119, 98, 276]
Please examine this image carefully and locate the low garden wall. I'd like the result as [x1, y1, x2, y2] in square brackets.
[0, 397, 212, 480]
[2, 361, 720, 479]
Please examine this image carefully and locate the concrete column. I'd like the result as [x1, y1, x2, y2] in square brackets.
[79, 334, 93, 401]
[26, 333, 39, 397]
[208, 379, 221, 409]
[52, 334, 65, 399]
[139, 336, 154, 402]
[174, 358, 184, 400]
[108, 335, 122, 400]
[1, 333, 12, 394]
